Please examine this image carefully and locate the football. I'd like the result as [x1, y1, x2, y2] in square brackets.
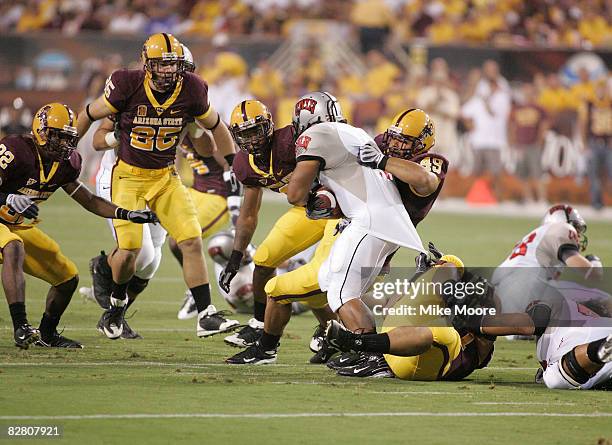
[306, 185, 344, 220]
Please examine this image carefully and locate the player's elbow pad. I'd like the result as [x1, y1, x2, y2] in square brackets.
[526, 303, 551, 337]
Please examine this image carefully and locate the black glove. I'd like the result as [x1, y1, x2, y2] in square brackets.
[357, 141, 388, 170]
[219, 249, 243, 293]
[305, 185, 336, 220]
[428, 242, 444, 261]
[6, 194, 39, 219]
[115, 208, 159, 224]
[223, 168, 243, 197]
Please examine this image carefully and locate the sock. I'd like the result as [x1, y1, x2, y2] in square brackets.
[111, 280, 129, 303]
[259, 331, 280, 350]
[254, 301, 266, 323]
[190, 284, 211, 313]
[9, 302, 28, 330]
[126, 297, 136, 310]
[587, 338, 607, 364]
[356, 333, 391, 354]
[39, 313, 60, 339]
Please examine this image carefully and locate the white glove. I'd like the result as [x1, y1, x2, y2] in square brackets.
[357, 142, 388, 170]
[6, 194, 38, 219]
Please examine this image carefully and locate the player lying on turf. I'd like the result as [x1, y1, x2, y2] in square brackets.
[219, 99, 338, 363]
[77, 33, 239, 340]
[492, 204, 601, 315]
[325, 254, 496, 379]
[0, 103, 157, 349]
[81, 45, 240, 338]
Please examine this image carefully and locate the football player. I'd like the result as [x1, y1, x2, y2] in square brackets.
[286, 92, 431, 336]
[491, 204, 601, 314]
[325, 255, 496, 380]
[76, 33, 239, 339]
[0, 103, 156, 348]
[219, 99, 337, 361]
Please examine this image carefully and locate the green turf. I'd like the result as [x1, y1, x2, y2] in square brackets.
[1, 193, 611, 445]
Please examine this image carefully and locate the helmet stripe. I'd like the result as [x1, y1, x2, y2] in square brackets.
[162, 33, 172, 52]
[396, 108, 416, 126]
[240, 101, 248, 123]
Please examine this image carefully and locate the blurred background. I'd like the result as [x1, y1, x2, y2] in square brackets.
[0, 0, 610, 209]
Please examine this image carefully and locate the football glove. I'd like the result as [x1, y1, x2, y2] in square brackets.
[357, 142, 388, 170]
[223, 169, 243, 197]
[219, 250, 243, 293]
[305, 185, 336, 220]
[6, 194, 39, 219]
[115, 208, 159, 224]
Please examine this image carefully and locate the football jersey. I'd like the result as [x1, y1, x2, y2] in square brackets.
[233, 125, 296, 194]
[104, 69, 210, 169]
[296, 122, 423, 251]
[179, 142, 227, 198]
[0, 134, 81, 225]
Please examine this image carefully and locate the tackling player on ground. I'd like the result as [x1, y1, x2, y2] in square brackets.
[77, 33, 238, 339]
[0, 103, 156, 348]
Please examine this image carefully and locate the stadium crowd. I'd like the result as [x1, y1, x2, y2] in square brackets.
[1, 0, 611, 48]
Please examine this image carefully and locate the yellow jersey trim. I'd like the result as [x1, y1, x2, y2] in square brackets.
[103, 97, 119, 114]
[35, 149, 60, 186]
[144, 77, 183, 116]
[195, 106, 213, 120]
[248, 152, 274, 178]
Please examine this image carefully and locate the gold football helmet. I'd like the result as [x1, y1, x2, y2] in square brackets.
[32, 103, 78, 161]
[142, 33, 185, 91]
[229, 100, 274, 163]
[382, 108, 435, 159]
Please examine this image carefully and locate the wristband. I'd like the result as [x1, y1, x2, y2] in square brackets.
[229, 249, 244, 265]
[104, 131, 119, 148]
[206, 114, 221, 131]
[379, 155, 389, 171]
[227, 195, 241, 210]
[86, 104, 95, 122]
[115, 207, 129, 220]
[224, 153, 235, 166]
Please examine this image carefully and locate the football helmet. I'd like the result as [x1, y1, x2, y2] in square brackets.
[542, 204, 588, 250]
[32, 103, 78, 161]
[181, 44, 196, 73]
[382, 108, 435, 159]
[229, 100, 274, 164]
[292, 91, 346, 136]
[141, 33, 185, 92]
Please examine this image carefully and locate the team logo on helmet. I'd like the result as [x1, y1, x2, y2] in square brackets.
[295, 98, 317, 115]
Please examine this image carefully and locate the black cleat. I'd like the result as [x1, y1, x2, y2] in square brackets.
[14, 324, 40, 350]
[36, 331, 83, 348]
[325, 320, 361, 353]
[224, 318, 263, 347]
[309, 340, 340, 364]
[120, 319, 142, 339]
[226, 342, 277, 365]
[90, 251, 113, 309]
[336, 353, 395, 378]
[197, 305, 239, 338]
[310, 325, 325, 353]
[326, 351, 363, 370]
[99, 299, 126, 339]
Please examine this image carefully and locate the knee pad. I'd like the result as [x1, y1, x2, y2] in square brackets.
[128, 275, 149, 296]
[526, 302, 551, 336]
[560, 348, 592, 385]
[543, 359, 581, 389]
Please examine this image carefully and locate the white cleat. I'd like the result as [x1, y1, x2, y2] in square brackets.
[598, 334, 612, 363]
[178, 290, 197, 320]
[197, 305, 240, 338]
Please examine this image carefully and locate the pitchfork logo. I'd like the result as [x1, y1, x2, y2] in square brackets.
[295, 98, 317, 115]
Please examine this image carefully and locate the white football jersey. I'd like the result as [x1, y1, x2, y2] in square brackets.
[296, 122, 424, 252]
[100, 149, 117, 171]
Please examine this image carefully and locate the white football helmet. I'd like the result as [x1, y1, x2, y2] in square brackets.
[542, 204, 588, 250]
[292, 91, 346, 136]
[181, 44, 195, 73]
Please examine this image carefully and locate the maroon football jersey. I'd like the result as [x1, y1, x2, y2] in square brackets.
[374, 134, 448, 226]
[104, 69, 210, 169]
[0, 134, 81, 224]
[233, 125, 296, 194]
[510, 104, 546, 146]
[179, 138, 227, 198]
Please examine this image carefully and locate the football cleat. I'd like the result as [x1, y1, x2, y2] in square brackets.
[36, 331, 83, 348]
[309, 340, 340, 364]
[325, 320, 361, 353]
[120, 319, 142, 340]
[224, 318, 263, 347]
[336, 353, 395, 378]
[225, 342, 277, 365]
[197, 305, 240, 338]
[177, 290, 197, 320]
[310, 325, 325, 353]
[326, 351, 363, 370]
[99, 297, 126, 339]
[598, 334, 612, 363]
[14, 324, 40, 350]
[89, 251, 113, 309]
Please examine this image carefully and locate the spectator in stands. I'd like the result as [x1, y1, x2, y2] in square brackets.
[107, 1, 147, 35]
[248, 58, 285, 104]
[461, 61, 511, 199]
[350, 0, 394, 53]
[0, 97, 30, 138]
[580, 78, 612, 209]
[417, 58, 460, 163]
[508, 82, 549, 203]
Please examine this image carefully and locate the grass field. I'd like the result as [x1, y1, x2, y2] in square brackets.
[1, 193, 611, 445]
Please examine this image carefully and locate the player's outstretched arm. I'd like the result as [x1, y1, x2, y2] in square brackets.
[196, 107, 236, 159]
[77, 95, 113, 137]
[92, 117, 118, 151]
[63, 181, 158, 224]
[287, 160, 321, 206]
[480, 313, 536, 337]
